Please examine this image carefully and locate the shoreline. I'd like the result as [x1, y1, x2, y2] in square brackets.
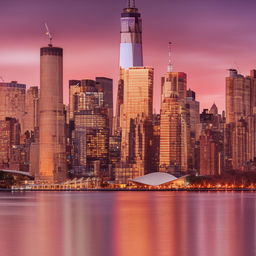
[3, 188, 256, 192]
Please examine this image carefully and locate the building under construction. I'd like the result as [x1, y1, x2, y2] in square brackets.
[37, 45, 67, 183]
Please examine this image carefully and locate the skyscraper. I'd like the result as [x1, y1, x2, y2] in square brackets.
[95, 77, 113, 111]
[0, 118, 20, 169]
[68, 79, 105, 121]
[159, 47, 190, 174]
[120, 67, 153, 162]
[24, 86, 39, 133]
[116, 67, 153, 183]
[226, 69, 251, 123]
[37, 45, 67, 183]
[68, 79, 110, 176]
[115, 0, 144, 133]
[96, 77, 113, 133]
[68, 80, 81, 122]
[160, 94, 189, 173]
[119, 0, 143, 69]
[186, 89, 200, 170]
[199, 128, 223, 176]
[161, 72, 187, 102]
[73, 109, 109, 176]
[0, 81, 26, 133]
[225, 69, 256, 170]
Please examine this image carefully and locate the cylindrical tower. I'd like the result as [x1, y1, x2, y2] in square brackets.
[119, 1, 143, 69]
[37, 46, 67, 183]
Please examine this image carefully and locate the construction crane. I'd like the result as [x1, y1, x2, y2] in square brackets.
[0, 76, 4, 82]
[44, 22, 53, 46]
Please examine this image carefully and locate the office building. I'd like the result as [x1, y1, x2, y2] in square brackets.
[186, 89, 200, 170]
[159, 57, 190, 174]
[160, 94, 189, 173]
[37, 45, 67, 183]
[0, 81, 26, 133]
[120, 67, 153, 161]
[24, 86, 39, 133]
[225, 69, 256, 170]
[0, 118, 20, 169]
[119, 0, 143, 69]
[73, 109, 109, 176]
[115, 0, 144, 134]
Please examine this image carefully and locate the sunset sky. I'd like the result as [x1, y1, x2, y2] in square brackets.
[1, 0, 256, 112]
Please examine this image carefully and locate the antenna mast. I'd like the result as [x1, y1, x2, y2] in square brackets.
[127, 0, 135, 8]
[167, 42, 173, 72]
[44, 22, 53, 47]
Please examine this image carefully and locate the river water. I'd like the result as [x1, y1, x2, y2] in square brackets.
[0, 191, 255, 256]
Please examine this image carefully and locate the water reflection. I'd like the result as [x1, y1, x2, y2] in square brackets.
[0, 192, 255, 256]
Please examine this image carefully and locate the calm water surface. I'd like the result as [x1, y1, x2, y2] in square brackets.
[0, 191, 256, 256]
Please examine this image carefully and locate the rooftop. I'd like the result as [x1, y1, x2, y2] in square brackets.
[130, 172, 178, 186]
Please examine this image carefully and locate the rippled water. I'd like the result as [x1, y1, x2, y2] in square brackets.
[0, 191, 256, 256]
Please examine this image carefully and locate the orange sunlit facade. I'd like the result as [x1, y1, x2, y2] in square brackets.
[160, 71, 190, 173]
[116, 67, 153, 183]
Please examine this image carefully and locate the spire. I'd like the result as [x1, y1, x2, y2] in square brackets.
[167, 42, 173, 72]
[127, 0, 135, 8]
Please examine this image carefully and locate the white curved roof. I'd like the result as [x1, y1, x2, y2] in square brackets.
[130, 172, 177, 186]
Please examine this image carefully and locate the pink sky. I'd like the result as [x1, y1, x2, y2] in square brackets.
[1, 0, 256, 113]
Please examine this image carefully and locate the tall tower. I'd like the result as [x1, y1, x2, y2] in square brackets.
[119, 0, 143, 69]
[116, 0, 144, 134]
[120, 67, 153, 162]
[224, 69, 256, 170]
[159, 43, 190, 173]
[37, 45, 67, 183]
[226, 69, 251, 123]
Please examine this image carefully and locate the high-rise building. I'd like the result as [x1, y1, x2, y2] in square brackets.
[120, 67, 153, 162]
[226, 69, 251, 123]
[96, 77, 113, 133]
[95, 77, 113, 111]
[68, 79, 111, 176]
[115, 0, 144, 134]
[68, 79, 106, 121]
[0, 81, 26, 133]
[160, 94, 189, 173]
[198, 105, 224, 175]
[68, 80, 81, 122]
[24, 86, 39, 133]
[73, 109, 109, 176]
[159, 53, 190, 174]
[109, 135, 121, 172]
[114, 79, 124, 134]
[186, 89, 200, 170]
[199, 129, 223, 176]
[225, 69, 256, 170]
[119, 0, 143, 69]
[0, 118, 20, 169]
[161, 72, 187, 102]
[115, 67, 153, 183]
[151, 114, 160, 173]
[37, 45, 67, 183]
[115, 113, 153, 183]
[186, 89, 200, 136]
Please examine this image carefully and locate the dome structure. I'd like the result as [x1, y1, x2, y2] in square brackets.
[130, 172, 178, 186]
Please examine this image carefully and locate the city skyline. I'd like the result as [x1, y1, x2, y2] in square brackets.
[2, 0, 256, 112]
[1, 1, 256, 255]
